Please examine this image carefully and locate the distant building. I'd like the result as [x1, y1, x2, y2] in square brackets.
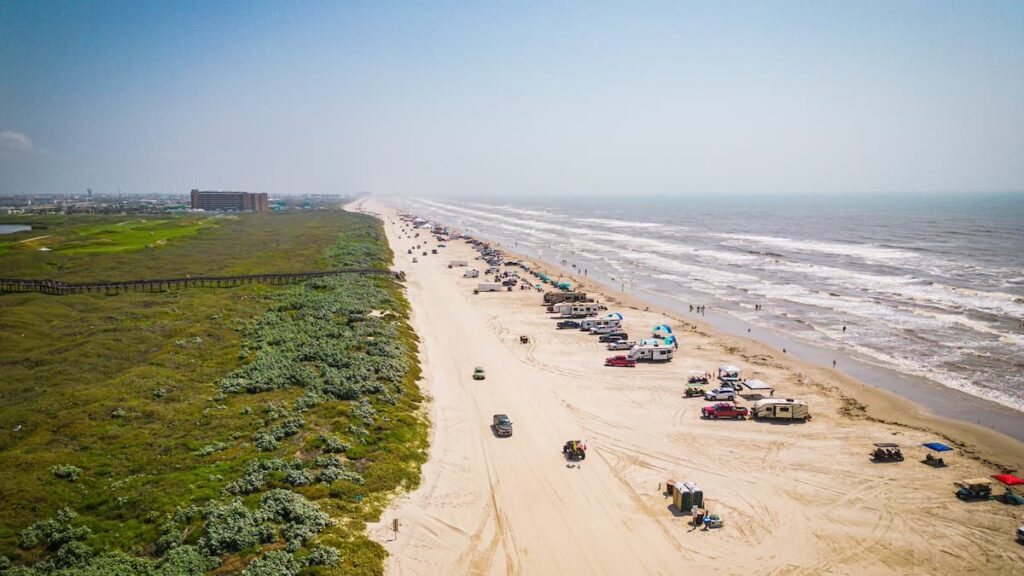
[190, 190, 269, 212]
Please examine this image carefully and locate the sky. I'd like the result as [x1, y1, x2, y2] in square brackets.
[1, 0, 1022, 198]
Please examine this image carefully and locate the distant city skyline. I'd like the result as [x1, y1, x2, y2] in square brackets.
[1, 0, 1022, 197]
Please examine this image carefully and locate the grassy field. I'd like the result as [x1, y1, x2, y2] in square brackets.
[0, 210, 426, 575]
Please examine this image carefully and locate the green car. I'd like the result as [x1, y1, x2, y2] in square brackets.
[473, 367, 486, 380]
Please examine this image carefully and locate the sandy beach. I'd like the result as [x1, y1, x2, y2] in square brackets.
[358, 199, 1024, 575]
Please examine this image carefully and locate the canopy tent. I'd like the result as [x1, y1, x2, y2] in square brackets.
[556, 281, 572, 290]
[652, 324, 673, 335]
[744, 379, 773, 391]
[604, 312, 624, 320]
[992, 474, 1024, 486]
[663, 335, 677, 346]
[719, 365, 741, 374]
[922, 442, 953, 452]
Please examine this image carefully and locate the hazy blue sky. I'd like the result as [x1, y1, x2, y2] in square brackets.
[1, 0, 1022, 197]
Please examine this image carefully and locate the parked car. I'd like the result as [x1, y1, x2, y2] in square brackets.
[412, 257, 418, 263]
[598, 332, 629, 343]
[704, 388, 737, 401]
[557, 320, 581, 329]
[606, 340, 636, 351]
[473, 367, 486, 380]
[605, 355, 636, 367]
[701, 403, 748, 419]
[492, 414, 513, 437]
[407, 249, 412, 254]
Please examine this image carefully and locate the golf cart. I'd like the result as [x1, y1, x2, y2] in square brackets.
[955, 478, 993, 501]
[684, 383, 706, 398]
[871, 443, 904, 462]
[563, 440, 586, 461]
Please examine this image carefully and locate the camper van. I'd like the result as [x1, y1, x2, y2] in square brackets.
[628, 345, 674, 362]
[752, 399, 809, 421]
[464, 269, 480, 278]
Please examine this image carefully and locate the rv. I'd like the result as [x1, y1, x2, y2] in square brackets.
[543, 291, 591, 305]
[476, 283, 502, 293]
[464, 269, 480, 278]
[589, 318, 623, 333]
[579, 319, 600, 331]
[449, 260, 469, 268]
[554, 302, 603, 318]
[752, 399, 809, 421]
[628, 345, 674, 362]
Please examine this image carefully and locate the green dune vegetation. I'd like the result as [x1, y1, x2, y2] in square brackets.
[0, 210, 426, 575]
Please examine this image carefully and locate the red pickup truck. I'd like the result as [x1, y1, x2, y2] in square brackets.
[605, 355, 637, 367]
[701, 403, 749, 420]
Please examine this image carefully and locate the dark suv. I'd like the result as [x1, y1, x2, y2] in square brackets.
[598, 332, 628, 343]
[492, 414, 513, 437]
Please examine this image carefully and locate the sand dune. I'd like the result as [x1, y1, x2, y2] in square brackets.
[361, 199, 1024, 575]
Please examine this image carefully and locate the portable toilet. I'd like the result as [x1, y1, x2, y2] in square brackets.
[684, 481, 704, 508]
[672, 482, 688, 510]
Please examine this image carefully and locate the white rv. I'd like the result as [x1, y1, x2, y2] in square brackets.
[752, 399, 809, 421]
[589, 318, 623, 333]
[555, 302, 603, 318]
[476, 282, 502, 293]
[579, 319, 600, 331]
[464, 269, 480, 278]
[628, 345, 674, 362]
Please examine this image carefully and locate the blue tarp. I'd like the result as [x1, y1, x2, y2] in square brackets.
[922, 442, 953, 452]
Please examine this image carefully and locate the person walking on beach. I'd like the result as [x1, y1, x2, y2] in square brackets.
[842, 325, 846, 333]
[832, 359, 837, 368]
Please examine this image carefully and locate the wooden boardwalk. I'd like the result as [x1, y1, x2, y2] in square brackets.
[0, 269, 405, 295]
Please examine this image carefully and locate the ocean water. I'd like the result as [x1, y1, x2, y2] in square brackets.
[399, 193, 1024, 413]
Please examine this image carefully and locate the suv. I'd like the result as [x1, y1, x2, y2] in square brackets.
[473, 367, 486, 380]
[492, 414, 513, 437]
[598, 332, 628, 343]
[605, 355, 636, 367]
[704, 388, 736, 401]
[557, 320, 580, 329]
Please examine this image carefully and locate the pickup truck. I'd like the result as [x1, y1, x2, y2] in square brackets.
[598, 332, 629, 343]
[605, 355, 636, 367]
[701, 403, 749, 420]
[606, 340, 636, 351]
[557, 320, 581, 329]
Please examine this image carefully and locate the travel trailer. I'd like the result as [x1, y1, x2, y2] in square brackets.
[464, 269, 480, 278]
[589, 318, 623, 333]
[543, 291, 591, 305]
[449, 260, 469, 268]
[751, 399, 809, 421]
[579, 319, 600, 331]
[628, 345, 674, 362]
[476, 283, 502, 293]
[554, 302, 604, 318]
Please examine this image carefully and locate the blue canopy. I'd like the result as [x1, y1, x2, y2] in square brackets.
[605, 312, 623, 320]
[653, 324, 672, 334]
[922, 442, 953, 452]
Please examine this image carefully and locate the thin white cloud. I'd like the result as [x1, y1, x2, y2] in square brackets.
[0, 130, 35, 152]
